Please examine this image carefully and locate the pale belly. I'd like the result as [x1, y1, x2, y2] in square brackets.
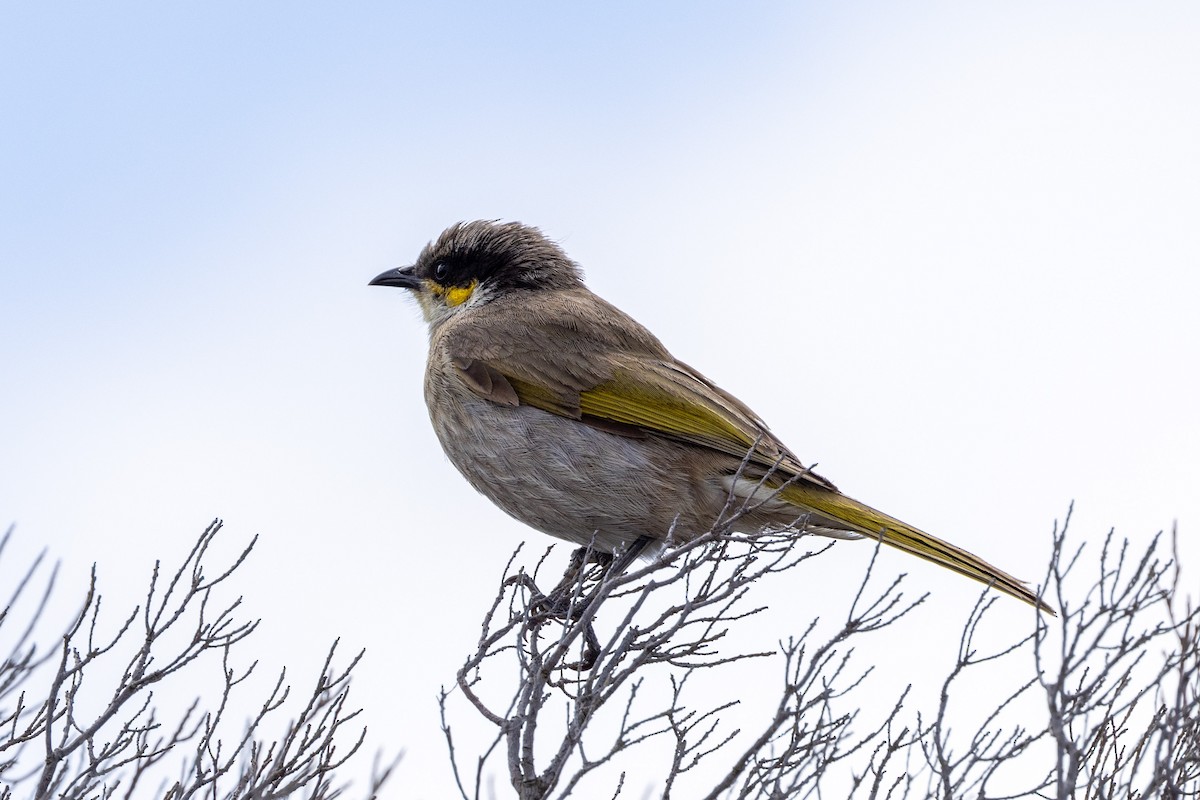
[426, 379, 724, 552]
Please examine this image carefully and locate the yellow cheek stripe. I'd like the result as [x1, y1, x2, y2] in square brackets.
[444, 280, 478, 307]
[423, 278, 479, 307]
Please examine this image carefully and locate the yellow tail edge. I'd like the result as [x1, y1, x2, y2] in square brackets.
[781, 485, 1055, 616]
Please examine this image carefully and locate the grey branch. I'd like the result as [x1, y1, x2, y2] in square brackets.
[439, 507, 1199, 798]
[0, 521, 400, 800]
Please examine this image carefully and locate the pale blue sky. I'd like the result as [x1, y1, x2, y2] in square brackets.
[2, 3, 1198, 795]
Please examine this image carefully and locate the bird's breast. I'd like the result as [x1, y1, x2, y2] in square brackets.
[422, 353, 726, 550]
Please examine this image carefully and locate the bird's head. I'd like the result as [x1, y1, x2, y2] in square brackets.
[369, 220, 584, 328]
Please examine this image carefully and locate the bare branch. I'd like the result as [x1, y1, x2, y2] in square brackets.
[0, 521, 398, 799]
[440, 503, 1198, 798]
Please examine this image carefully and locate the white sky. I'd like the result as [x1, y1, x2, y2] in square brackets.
[2, 3, 1198, 796]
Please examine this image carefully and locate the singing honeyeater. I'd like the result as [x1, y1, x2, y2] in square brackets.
[370, 220, 1049, 612]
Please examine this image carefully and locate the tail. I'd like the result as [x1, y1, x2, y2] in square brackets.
[779, 484, 1055, 615]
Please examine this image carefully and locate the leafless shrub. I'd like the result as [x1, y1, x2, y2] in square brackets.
[1035, 521, 1199, 799]
[440, 508, 1199, 799]
[4, 503, 1193, 800]
[0, 521, 398, 800]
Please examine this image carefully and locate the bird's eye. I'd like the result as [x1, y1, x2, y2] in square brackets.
[433, 262, 449, 282]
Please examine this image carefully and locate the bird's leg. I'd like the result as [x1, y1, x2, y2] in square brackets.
[604, 535, 654, 579]
[509, 537, 655, 671]
[561, 536, 654, 670]
[541, 535, 654, 619]
[505, 545, 610, 627]
[535, 545, 613, 621]
[558, 537, 656, 671]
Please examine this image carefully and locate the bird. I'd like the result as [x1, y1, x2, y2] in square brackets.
[370, 220, 1051, 613]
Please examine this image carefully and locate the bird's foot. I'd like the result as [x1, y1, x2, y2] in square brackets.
[505, 538, 654, 671]
[502, 546, 607, 669]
